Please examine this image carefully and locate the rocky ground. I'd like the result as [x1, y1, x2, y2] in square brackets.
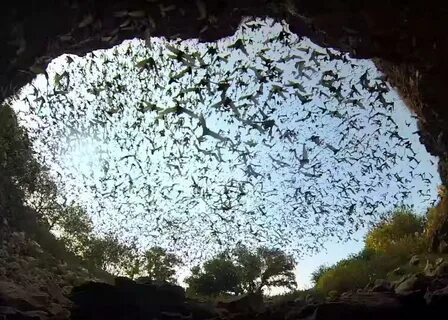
[67, 263, 448, 320]
[0, 215, 98, 320]
[3, 226, 448, 320]
[2, 211, 448, 320]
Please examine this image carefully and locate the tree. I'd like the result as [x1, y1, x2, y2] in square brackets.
[186, 246, 297, 297]
[0, 105, 40, 195]
[143, 247, 181, 283]
[24, 171, 65, 230]
[58, 205, 93, 252]
[311, 264, 331, 285]
[365, 208, 425, 253]
[234, 246, 297, 293]
[81, 233, 135, 273]
[186, 253, 242, 297]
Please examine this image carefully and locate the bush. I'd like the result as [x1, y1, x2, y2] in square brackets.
[316, 257, 371, 294]
[311, 265, 331, 285]
[365, 207, 425, 254]
[315, 208, 429, 294]
[426, 187, 448, 252]
[0, 105, 40, 193]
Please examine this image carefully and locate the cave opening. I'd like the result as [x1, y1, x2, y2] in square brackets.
[1, 1, 448, 318]
[3, 17, 441, 290]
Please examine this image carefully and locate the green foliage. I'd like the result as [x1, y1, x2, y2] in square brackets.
[315, 208, 428, 295]
[81, 233, 135, 273]
[425, 187, 448, 252]
[143, 246, 181, 283]
[0, 105, 134, 279]
[0, 105, 40, 192]
[365, 207, 425, 254]
[58, 206, 94, 253]
[186, 246, 296, 297]
[316, 256, 371, 294]
[253, 247, 297, 291]
[311, 265, 331, 285]
[186, 253, 243, 297]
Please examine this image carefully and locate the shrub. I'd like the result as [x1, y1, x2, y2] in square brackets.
[316, 257, 371, 294]
[425, 187, 448, 252]
[315, 208, 429, 294]
[311, 265, 331, 285]
[365, 208, 425, 254]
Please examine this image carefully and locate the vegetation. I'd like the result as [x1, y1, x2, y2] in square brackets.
[186, 245, 296, 297]
[313, 204, 448, 295]
[2, 102, 448, 300]
[0, 105, 132, 276]
[426, 186, 448, 252]
[365, 208, 425, 254]
[142, 247, 182, 283]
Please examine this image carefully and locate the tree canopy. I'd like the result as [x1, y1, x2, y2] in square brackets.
[143, 246, 181, 283]
[365, 207, 425, 253]
[186, 246, 296, 296]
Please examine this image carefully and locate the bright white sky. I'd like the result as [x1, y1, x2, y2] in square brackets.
[11, 18, 440, 289]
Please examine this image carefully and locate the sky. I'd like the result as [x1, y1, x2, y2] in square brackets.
[10, 18, 441, 289]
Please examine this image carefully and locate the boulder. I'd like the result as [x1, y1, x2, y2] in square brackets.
[285, 303, 317, 320]
[0, 281, 47, 311]
[409, 255, 420, 266]
[216, 293, 265, 314]
[425, 285, 448, 307]
[0, 306, 49, 320]
[435, 257, 445, 266]
[434, 261, 448, 277]
[394, 274, 429, 295]
[438, 240, 448, 254]
[371, 279, 392, 293]
[423, 260, 435, 276]
[327, 290, 338, 301]
[391, 267, 405, 276]
[312, 294, 403, 320]
[186, 301, 218, 320]
[70, 279, 189, 320]
[45, 282, 71, 306]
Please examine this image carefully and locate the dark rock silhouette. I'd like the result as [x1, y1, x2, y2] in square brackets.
[70, 278, 189, 320]
[67, 272, 448, 320]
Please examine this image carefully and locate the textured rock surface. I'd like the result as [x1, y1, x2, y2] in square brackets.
[67, 275, 448, 319]
[70, 278, 194, 320]
[1, 1, 448, 319]
[0, 216, 97, 320]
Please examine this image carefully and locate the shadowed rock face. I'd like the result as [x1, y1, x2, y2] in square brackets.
[1, 1, 447, 177]
[68, 270, 448, 320]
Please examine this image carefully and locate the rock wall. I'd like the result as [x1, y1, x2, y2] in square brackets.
[69, 260, 448, 320]
[0, 214, 97, 319]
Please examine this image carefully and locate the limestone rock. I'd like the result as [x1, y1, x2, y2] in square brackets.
[435, 257, 445, 266]
[0, 280, 47, 311]
[394, 274, 429, 302]
[434, 261, 448, 277]
[423, 260, 435, 276]
[0, 306, 48, 320]
[391, 267, 405, 276]
[409, 255, 420, 266]
[439, 240, 448, 254]
[371, 279, 392, 292]
[187, 301, 218, 320]
[312, 293, 403, 320]
[216, 292, 265, 314]
[425, 285, 448, 308]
